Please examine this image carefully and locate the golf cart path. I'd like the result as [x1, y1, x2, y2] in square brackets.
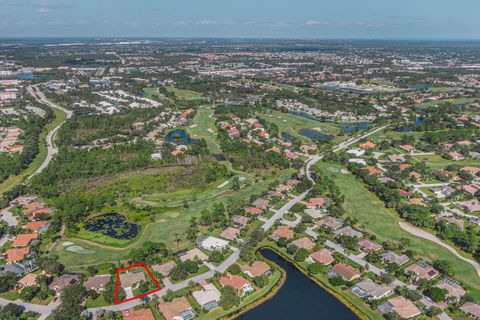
[399, 221, 480, 278]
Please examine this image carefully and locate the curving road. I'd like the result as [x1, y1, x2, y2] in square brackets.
[399, 221, 480, 277]
[26, 85, 73, 180]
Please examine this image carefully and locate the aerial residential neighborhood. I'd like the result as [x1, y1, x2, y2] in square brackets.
[0, 1, 480, 320]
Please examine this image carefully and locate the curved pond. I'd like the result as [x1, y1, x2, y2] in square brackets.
[395, 118, 425, 132]
[340, 122, 369, 134]
[239, 249, 358, 320]
[299, 129, 334, 141]
[165, 129, 197, 145]
[84, 212, 139, 240]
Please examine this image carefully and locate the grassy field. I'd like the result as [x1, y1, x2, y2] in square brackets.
[368, 129, 425, 142]
[411, 154, 480, 170]
[54, 169, 295, 269]
[166, 86, 205, 101]
[257, 110, 342, 142]
[0, 106, 67, 195]
[187, 106, 221, 154]
[315, 161, 480, 297]
[415, 97, 477, 108]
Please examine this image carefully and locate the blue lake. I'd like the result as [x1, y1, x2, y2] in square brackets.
[299, 129, 334, 141]
[238, 249, 358, 320]
[340, 122, 370, 134]
[15, 73, 45, 80]
[281, 132, 292, 140]
[165, 129, 197, 145]
[395, 118, 425, 132]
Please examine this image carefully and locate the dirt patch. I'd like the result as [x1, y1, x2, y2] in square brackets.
[169, 213, 179, 218]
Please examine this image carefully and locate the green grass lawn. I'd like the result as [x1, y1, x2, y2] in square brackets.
[54, 169, 295, 269]
[0, 106, 67, 194]
[166, 86, 205, 101]
[316, 161, 480, 297]
[85, 294, 109, 308]
[415, 97, 477, 109]
[411, 154, 480, 170]
[257, 110, 342, 143]
[188, 106, 221, 154]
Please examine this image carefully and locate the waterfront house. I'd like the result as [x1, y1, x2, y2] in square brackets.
[291, 237, 315, 251]
[378, 296, 421, 318]
[219, 274, 254, 297]
[240, 261, 271, 278]
[330, 263, 361, 281]
[192, 282, 221, 311]
[122, 307, 155, 320]
[271, 226, 294, 241]
[158, 297, 196, 320]
[307, 249, 334, 266]
[352, 279, 392, 300]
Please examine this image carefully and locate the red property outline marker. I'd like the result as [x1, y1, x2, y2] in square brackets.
[115, 261, 161, 304]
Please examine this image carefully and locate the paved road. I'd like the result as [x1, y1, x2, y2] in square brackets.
[334, 125, 389, 152]
[399, 221, 480, 277]
[5, 125, 389, 317]
[26, 85, 73, 180]
[409, 183, 450, 197]
[306, 227, 452, 320]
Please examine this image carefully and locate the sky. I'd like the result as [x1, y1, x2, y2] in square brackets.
[0, 0, 479, 39]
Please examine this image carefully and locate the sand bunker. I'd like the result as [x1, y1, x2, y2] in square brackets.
[65, 245, 95, 255]
[61, 241, 74, 247]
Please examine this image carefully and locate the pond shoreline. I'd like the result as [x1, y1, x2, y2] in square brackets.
[232, 246, 368, 320]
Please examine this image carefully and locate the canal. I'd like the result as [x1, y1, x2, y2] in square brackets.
[239, 249, 358, 320]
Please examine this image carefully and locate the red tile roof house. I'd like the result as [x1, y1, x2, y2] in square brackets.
[219, 274, 254, 297]
[359, 141, 377, 149]
[151, 261, 176, 278]
[436, 278, 466, 302]
[244, 206, 262, 215]
[18, 273, 40, 288]
[460, 166, 480, 175]
[456, 199, 480, 212]
[307, 249, 334, 265]
[12, 233, 38, 247]
[122, 307, 155, 320]
[220, 227, 241, 241]
[305, 197, 326, 209]
[404, 261, 440, 281]
[158, 297, 196, 320]
[4, 247, 31, 264]
[460, 302, 480, 319]
[357, 239, 382, 252]
[271, 226, 294, 241]
[448, 151, 465, 161]
[315, 216, 343, 230]
[399, 144, 415, 153]
[231, 215, 250, 229]
[119, 271, 146, 290]
[240, 261, 271, 278]
[25, 221, 50, 234]
[331, 263, 362, 281]
[378, 296, 421, 319]
[22, 202, 46, 214]
[291, 237, 315, 251]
